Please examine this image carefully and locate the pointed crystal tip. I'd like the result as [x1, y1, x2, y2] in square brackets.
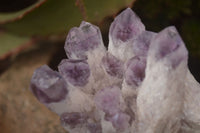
[30, 65, 68, 104]
[65, 22, 102, 59]
[109, 8, 145, 45]
[149, 26, 188, 68]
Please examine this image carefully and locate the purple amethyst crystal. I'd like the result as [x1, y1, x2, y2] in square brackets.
[65, 21, 103, 59]
[58, 59, 90, 86]
[149, 26, 188, 68]
[109, 8, 145, 45]
[30, 65, 68, 104]
[30, 8, 200, 133]
[101, 53, 124, 78]
[132, 31, 156, 57]
[60, 112, 88, 128]
[94, 86, 122, 116]
[105, 112, 130, 131]
[87, 123, 102, 133]
[125, 56, 146, 86]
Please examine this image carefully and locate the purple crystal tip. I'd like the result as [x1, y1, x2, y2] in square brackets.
[109, 8, 145, 45]
[149, 26, 188, 68]
[65, 21, 103, 59]
[30, 65, 68, 104]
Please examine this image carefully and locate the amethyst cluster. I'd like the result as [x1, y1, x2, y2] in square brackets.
[30, 8, 200, 133]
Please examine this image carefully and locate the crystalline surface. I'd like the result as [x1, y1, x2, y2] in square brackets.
[105, 112, 130, 131]
[108, 8, 145, 61]
[87, 123, 102, 133]
[65, 21, 103, 59]
[30, 8, 200, 133]
[101, 53, 124, 78]
[149, 26, 188, 68]
[60, 112, 88, 128]
[109, 8, 145, 45]
[94, 86, 122, 115]
[132, 31, 156, 57]
[125, 56, 146, 86]
[30, 65, 68, 104]
[58, 59, 90, 86]
[137, 26, 189, 133]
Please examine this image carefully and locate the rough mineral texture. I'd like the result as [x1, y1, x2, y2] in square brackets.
[30, 8, 200, 133]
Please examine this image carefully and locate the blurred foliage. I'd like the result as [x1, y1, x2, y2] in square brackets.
[0, 0, 45, 23]
[133, 0, 200, 57]
[0, 32, 30, 58]
[0, 0, 134, 59]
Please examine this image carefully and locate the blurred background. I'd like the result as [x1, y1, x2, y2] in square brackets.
[0, 0, 199, 133]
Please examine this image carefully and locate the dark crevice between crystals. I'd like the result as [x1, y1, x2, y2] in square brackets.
[48, 42, 67, 71]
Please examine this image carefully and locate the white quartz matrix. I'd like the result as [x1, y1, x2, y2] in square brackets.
[30, 8, 200, 133]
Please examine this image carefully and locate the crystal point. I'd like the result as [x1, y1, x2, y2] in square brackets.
[149, 26, 188, 68]
[109, 8, 145, 45]
[30, 65, 68, 104]
[65, 21, 103, 59]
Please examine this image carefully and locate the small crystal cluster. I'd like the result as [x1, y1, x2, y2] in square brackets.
[30, 8, 200, 133]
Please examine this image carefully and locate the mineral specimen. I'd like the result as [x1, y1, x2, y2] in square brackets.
[30, 8, 200, 133]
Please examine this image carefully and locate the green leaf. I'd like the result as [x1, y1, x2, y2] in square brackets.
[84, 0, 134, 22]
[0, 0, 135, 58]
[0, 0, 46, 24]
[2, 0, 134, 36]
[0, 31, 31, 59]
